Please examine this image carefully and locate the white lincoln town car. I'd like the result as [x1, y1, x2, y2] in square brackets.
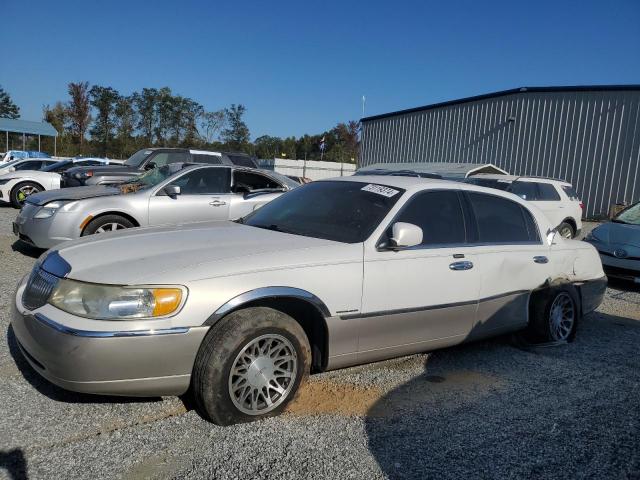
[11, 176, 607, 425]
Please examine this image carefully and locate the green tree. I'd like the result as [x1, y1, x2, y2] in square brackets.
[200, 110, 226, 144]
[114, 95, 137, 157]
[221, 104, 250, 151]
[66, 81, 92, 153]
[89, 85, 120, 156]
[133, 87, 158, 143]
[0, 86, 20, 119]
[254, 135, 283, 159]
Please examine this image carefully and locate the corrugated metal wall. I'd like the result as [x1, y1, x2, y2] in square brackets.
[360, 89, 640, 218]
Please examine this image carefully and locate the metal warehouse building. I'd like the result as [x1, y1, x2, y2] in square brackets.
[360, 85, 640, 218]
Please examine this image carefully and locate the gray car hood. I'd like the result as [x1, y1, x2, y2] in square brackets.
[54, 221, 360, 284]
[27, 185, 121, 206]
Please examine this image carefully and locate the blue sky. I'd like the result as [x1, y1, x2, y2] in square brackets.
[2, 0, 639, 139]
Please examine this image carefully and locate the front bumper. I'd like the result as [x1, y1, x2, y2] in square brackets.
[599, 254, 640, 283]
[14, 206, 83, 249]
[11, 284, 209, 397]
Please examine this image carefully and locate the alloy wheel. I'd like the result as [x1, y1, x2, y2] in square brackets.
[95, 222, 127, 233]
[228, 334, 297, 415]
[559, 225, 573, 239]
[17, 185, 39, 203]
[549, 292, 575, 341]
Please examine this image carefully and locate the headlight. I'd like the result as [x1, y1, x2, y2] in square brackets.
[75, 171, 93, 179]
[34, 201, 75, 219]
[48, 278, 184, 319]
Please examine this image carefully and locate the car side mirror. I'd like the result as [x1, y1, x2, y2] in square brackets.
[144, 161, 156, 171]
[388, 222, 423, 250]
[163, 185, 181, 198]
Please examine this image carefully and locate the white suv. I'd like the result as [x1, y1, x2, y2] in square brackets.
[466, 175, 584, 238]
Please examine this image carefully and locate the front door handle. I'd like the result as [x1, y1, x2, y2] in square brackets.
[209, 200, 227, 207]
[449, 261, 473, 271]
[533, 256, 549, 264]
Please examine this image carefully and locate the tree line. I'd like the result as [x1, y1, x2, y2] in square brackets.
[0, 84, 359, 163]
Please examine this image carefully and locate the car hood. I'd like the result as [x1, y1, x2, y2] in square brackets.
[54, 221, 361, 284]
[26, 185, 121, 206]
[591, 222, 640, 248]
[65, 165, 138, 176]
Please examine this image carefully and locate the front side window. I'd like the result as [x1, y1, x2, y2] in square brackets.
[536, 183, 561, 201]
[43, 161, 73, 172]
[467, 192, 539, 243]
[15, 161, 43, 171]
[244, 181, 404, 243]
[509, 181, 539, 201]
[393, 190, 466, 246]
[147, 151, 190, 168]
[171, 168, 231, 195]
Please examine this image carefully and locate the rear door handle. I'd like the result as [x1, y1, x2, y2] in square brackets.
[449, 261, 473, 271]
[209, 200, 227, 207]
[533, 256, 549, 264]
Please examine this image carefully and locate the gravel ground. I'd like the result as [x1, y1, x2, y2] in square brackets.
[0, 206, 638, 480]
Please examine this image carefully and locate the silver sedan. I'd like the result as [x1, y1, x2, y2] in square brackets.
[14, 164, 297, 249]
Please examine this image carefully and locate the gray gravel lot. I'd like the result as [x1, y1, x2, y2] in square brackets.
[0, 205, 638, 480]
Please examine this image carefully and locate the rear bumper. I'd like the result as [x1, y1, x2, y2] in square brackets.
[577, 276, 608, 315]
[11, 288, 209, 397]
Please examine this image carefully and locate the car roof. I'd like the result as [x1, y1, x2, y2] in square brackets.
[472, 173, 571, 185]
[323, 174, 464, 191]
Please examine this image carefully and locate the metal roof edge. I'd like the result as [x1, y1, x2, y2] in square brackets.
[360, 84, 640, 122]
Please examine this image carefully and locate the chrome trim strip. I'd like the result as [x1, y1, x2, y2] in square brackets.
[204, 286, 331, 326]
[33, 313, 189, 338]
[342, 289, 529, 320]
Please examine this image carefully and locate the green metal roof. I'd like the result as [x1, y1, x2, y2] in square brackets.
[0, 118, 58, 136]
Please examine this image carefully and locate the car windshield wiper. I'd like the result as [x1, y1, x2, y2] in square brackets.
[251, 224, 297, 234]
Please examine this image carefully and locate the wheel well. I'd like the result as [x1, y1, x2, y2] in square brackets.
[562, 217, 577, 232]
[223, 297, 328, 374]
[81, 211, 140, 234]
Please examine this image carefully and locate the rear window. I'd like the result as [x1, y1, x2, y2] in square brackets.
[561, 185, 580, 201]
[467, 192, 540, 244]
[536, 183, 561, 201]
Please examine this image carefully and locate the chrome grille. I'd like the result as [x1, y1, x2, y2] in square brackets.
[22, 268, 60, 311]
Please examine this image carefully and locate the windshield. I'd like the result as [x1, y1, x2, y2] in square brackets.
[614, 202, 640, 225]
[243, 180, 405, 243]
[42, 160, 72, 172]
[119, 163, 184, 193]
[124, 149, 153, 167]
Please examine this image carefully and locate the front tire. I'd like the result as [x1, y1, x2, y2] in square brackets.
[10, 181, 42, 208]
[192, 307, 311, 425]
[527, 287, 579, 343]
[82, 214, 134, 236]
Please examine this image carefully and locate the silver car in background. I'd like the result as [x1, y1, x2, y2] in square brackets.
[14, 163, 297, 249]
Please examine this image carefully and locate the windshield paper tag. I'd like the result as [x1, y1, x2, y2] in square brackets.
[361, 184, 399, 198]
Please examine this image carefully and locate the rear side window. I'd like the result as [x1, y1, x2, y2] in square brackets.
[234, 171, 281, 190]
[537, 183, 561, 201]
[561, 185, 580, 200]
[467, 192, 540, 244]
[509, 181, 538, 201]
[394, 190, 466, 246]
[192, 154, 222, 165]
[226, 155, 257, 168]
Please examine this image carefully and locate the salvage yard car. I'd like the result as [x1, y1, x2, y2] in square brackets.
[62, 148, 258, 187]
[464, 174, 584, 238]
[14, 163, 298, 248]
[11, 176, 606, 425]
[0, 158, 117, 208]
[585, 200, 640, 283]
